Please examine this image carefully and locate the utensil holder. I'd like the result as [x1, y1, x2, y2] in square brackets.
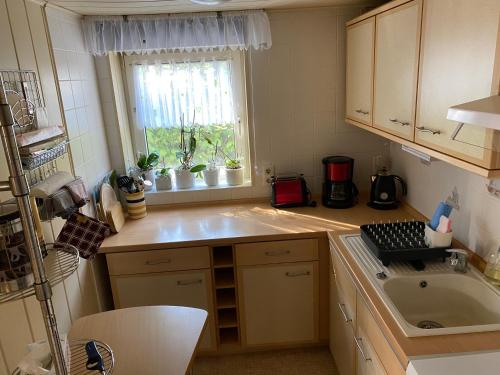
[125, 191, 147, 220]
[424, 225, 452, 248]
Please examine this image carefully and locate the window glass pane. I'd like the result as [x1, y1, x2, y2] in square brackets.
[146, 124, 236, 168]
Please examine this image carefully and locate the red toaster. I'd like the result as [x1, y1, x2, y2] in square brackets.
[271, 175, 316, 208]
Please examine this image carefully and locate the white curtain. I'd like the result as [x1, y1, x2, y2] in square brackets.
[133, 59, 235, 129]
[82, 10, 272, 56]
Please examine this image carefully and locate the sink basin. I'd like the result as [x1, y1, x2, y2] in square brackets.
[339, 234, 500, 337]
[383, 273, 500, 335]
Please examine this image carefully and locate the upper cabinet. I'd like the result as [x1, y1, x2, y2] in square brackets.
[415, 0, 500, 169]
[373, 1, 421, 141]
[345, 0, 500, 177]
[346, 18, 375, 125]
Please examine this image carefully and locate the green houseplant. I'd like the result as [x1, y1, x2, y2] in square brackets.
[203, 133, 244, 186]
[136, 151, 159, 182]
[155, 167, 172, 191]
[174, 118, 205, 189]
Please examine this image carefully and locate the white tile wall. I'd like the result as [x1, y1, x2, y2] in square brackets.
[248, 8, 388, 196]
[391, 143, 500, 258]
[46, 8, 111, 196]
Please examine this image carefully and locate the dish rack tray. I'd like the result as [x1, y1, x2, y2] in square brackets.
[360, 221, 450, 267]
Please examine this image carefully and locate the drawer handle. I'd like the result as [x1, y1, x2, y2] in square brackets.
[285, 271, 311, 277]
[355, 109, 369, 115]
[265, 250, 291, 257]
[355, 337, 372, 362]
[389, 118, 410, 127]
[177, 279, 203, 286]
[416, 126, 440, 135]
[337, 303, 352, 323]
[144, 259, 172, 266]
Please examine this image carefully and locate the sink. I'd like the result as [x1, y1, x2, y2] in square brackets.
[339, 234, 500, 337]
[383, 273, 500, 335]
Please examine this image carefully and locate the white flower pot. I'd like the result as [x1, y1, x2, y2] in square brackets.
[143, 169, 155, 183]
[155, 175, 172, 191]
[175, 169, 195, 189]
[203, 168, 219, 187]
[225, 167, 244, 186]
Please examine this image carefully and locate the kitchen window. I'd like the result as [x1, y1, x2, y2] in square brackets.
[124, 50, 251, 189]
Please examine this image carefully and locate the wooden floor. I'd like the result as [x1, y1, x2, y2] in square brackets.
[193, 347, 338, 375]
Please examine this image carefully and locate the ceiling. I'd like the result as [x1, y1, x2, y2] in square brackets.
[45, 0, 380, 16]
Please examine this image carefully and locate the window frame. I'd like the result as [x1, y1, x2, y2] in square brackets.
[123, 50, 252, 187]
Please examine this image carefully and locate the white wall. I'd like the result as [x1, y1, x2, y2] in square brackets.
[391, 143, 500, 259]
[0, 2, 108, 373]
[104, 6, 389, 205]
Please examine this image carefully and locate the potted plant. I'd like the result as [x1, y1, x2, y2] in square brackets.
[175, 119, 205, 189]
[225, 157, 244, 186]
[136, 152, 159, 183]
[203, 133, 244, 186]
[155, 167, 172, 191]
[202, 140, 220, 187]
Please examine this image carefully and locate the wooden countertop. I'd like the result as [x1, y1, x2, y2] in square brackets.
[68, 306, 207, 375]
[329, 231, 500, 366]
[101, 197, 418, 253]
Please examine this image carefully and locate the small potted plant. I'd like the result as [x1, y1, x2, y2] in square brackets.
[155, 167, 172, 191]
[202, 139, 220, 187]
[136, 152, 159, 183]
[225, 157, 244, 186]
[175, 117, 205, 189]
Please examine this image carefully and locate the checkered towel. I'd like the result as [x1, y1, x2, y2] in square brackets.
[56, 213, 110, 259]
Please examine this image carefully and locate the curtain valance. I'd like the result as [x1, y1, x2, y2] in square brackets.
[82, 10, 272, 56]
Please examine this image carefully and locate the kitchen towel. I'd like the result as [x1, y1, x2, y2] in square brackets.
[56, 213, 110, 260]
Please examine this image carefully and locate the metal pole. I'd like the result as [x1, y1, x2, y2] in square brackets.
[0, 85, 68, 374]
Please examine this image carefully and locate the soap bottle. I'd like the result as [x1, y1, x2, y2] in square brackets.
[484, 247, 500, 286]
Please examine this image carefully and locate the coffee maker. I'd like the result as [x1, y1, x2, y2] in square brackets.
[322, 156, 358, 208]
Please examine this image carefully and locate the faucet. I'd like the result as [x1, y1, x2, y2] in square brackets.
[447, 249, 468, 273]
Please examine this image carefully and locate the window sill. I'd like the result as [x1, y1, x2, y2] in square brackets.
[144, 179, 255, 205]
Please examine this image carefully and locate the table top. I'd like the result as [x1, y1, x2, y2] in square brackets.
[68, 306, 208, 375]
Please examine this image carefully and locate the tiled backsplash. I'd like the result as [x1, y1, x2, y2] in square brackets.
[47, 8, 111, 198]
[391, 143, 500, 258]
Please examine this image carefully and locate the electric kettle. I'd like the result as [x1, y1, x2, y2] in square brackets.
[368, 168, 407, 210]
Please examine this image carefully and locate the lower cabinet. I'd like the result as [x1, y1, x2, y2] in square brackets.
[238, 261, 319, 346]
[110, 269, 216, 351]
[330, 269, 355, 375]
[329, 241, 406, 375]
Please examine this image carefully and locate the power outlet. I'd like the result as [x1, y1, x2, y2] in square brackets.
[262, 163, 274, 184]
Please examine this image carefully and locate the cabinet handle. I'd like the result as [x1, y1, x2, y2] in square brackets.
[416, 126, 440, 135]
[389, 118, 411, 127]
[285, 271, 311, 277]
[144, 259, 172, 266]
[355, 109, 369, 115]
[265, 250, 291, 257]
[177, 279, 203, 286]
[337, 303, 352, 323]
[355, 337, 372, 362]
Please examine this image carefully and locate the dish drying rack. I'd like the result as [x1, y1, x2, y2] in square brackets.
[0, 70, 114, 375]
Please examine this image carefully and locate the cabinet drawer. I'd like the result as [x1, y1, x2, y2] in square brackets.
[107, 246, 210, 275]
[330, 241, 357, 322]
[357, 293, 405, 375]
[235, 239, 318, 266]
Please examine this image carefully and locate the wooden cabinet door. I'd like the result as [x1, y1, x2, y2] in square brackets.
[238, 262, 319, 346]
[415, 0, 500, 168]
[373, 1, 421, 141]
[346, 17, 375, 125]
[110, 269, 216, 350]
[355, 326, 387, 375]
[330, 270, 356, 375]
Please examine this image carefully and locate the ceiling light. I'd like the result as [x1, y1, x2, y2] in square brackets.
[190, 0, 231, 5]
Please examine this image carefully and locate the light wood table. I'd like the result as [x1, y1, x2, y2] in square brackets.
[68, 306, 208, 375]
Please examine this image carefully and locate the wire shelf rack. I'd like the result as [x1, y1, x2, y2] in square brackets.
[0, 243, 80, 304]
[21, 140, 68, 170]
